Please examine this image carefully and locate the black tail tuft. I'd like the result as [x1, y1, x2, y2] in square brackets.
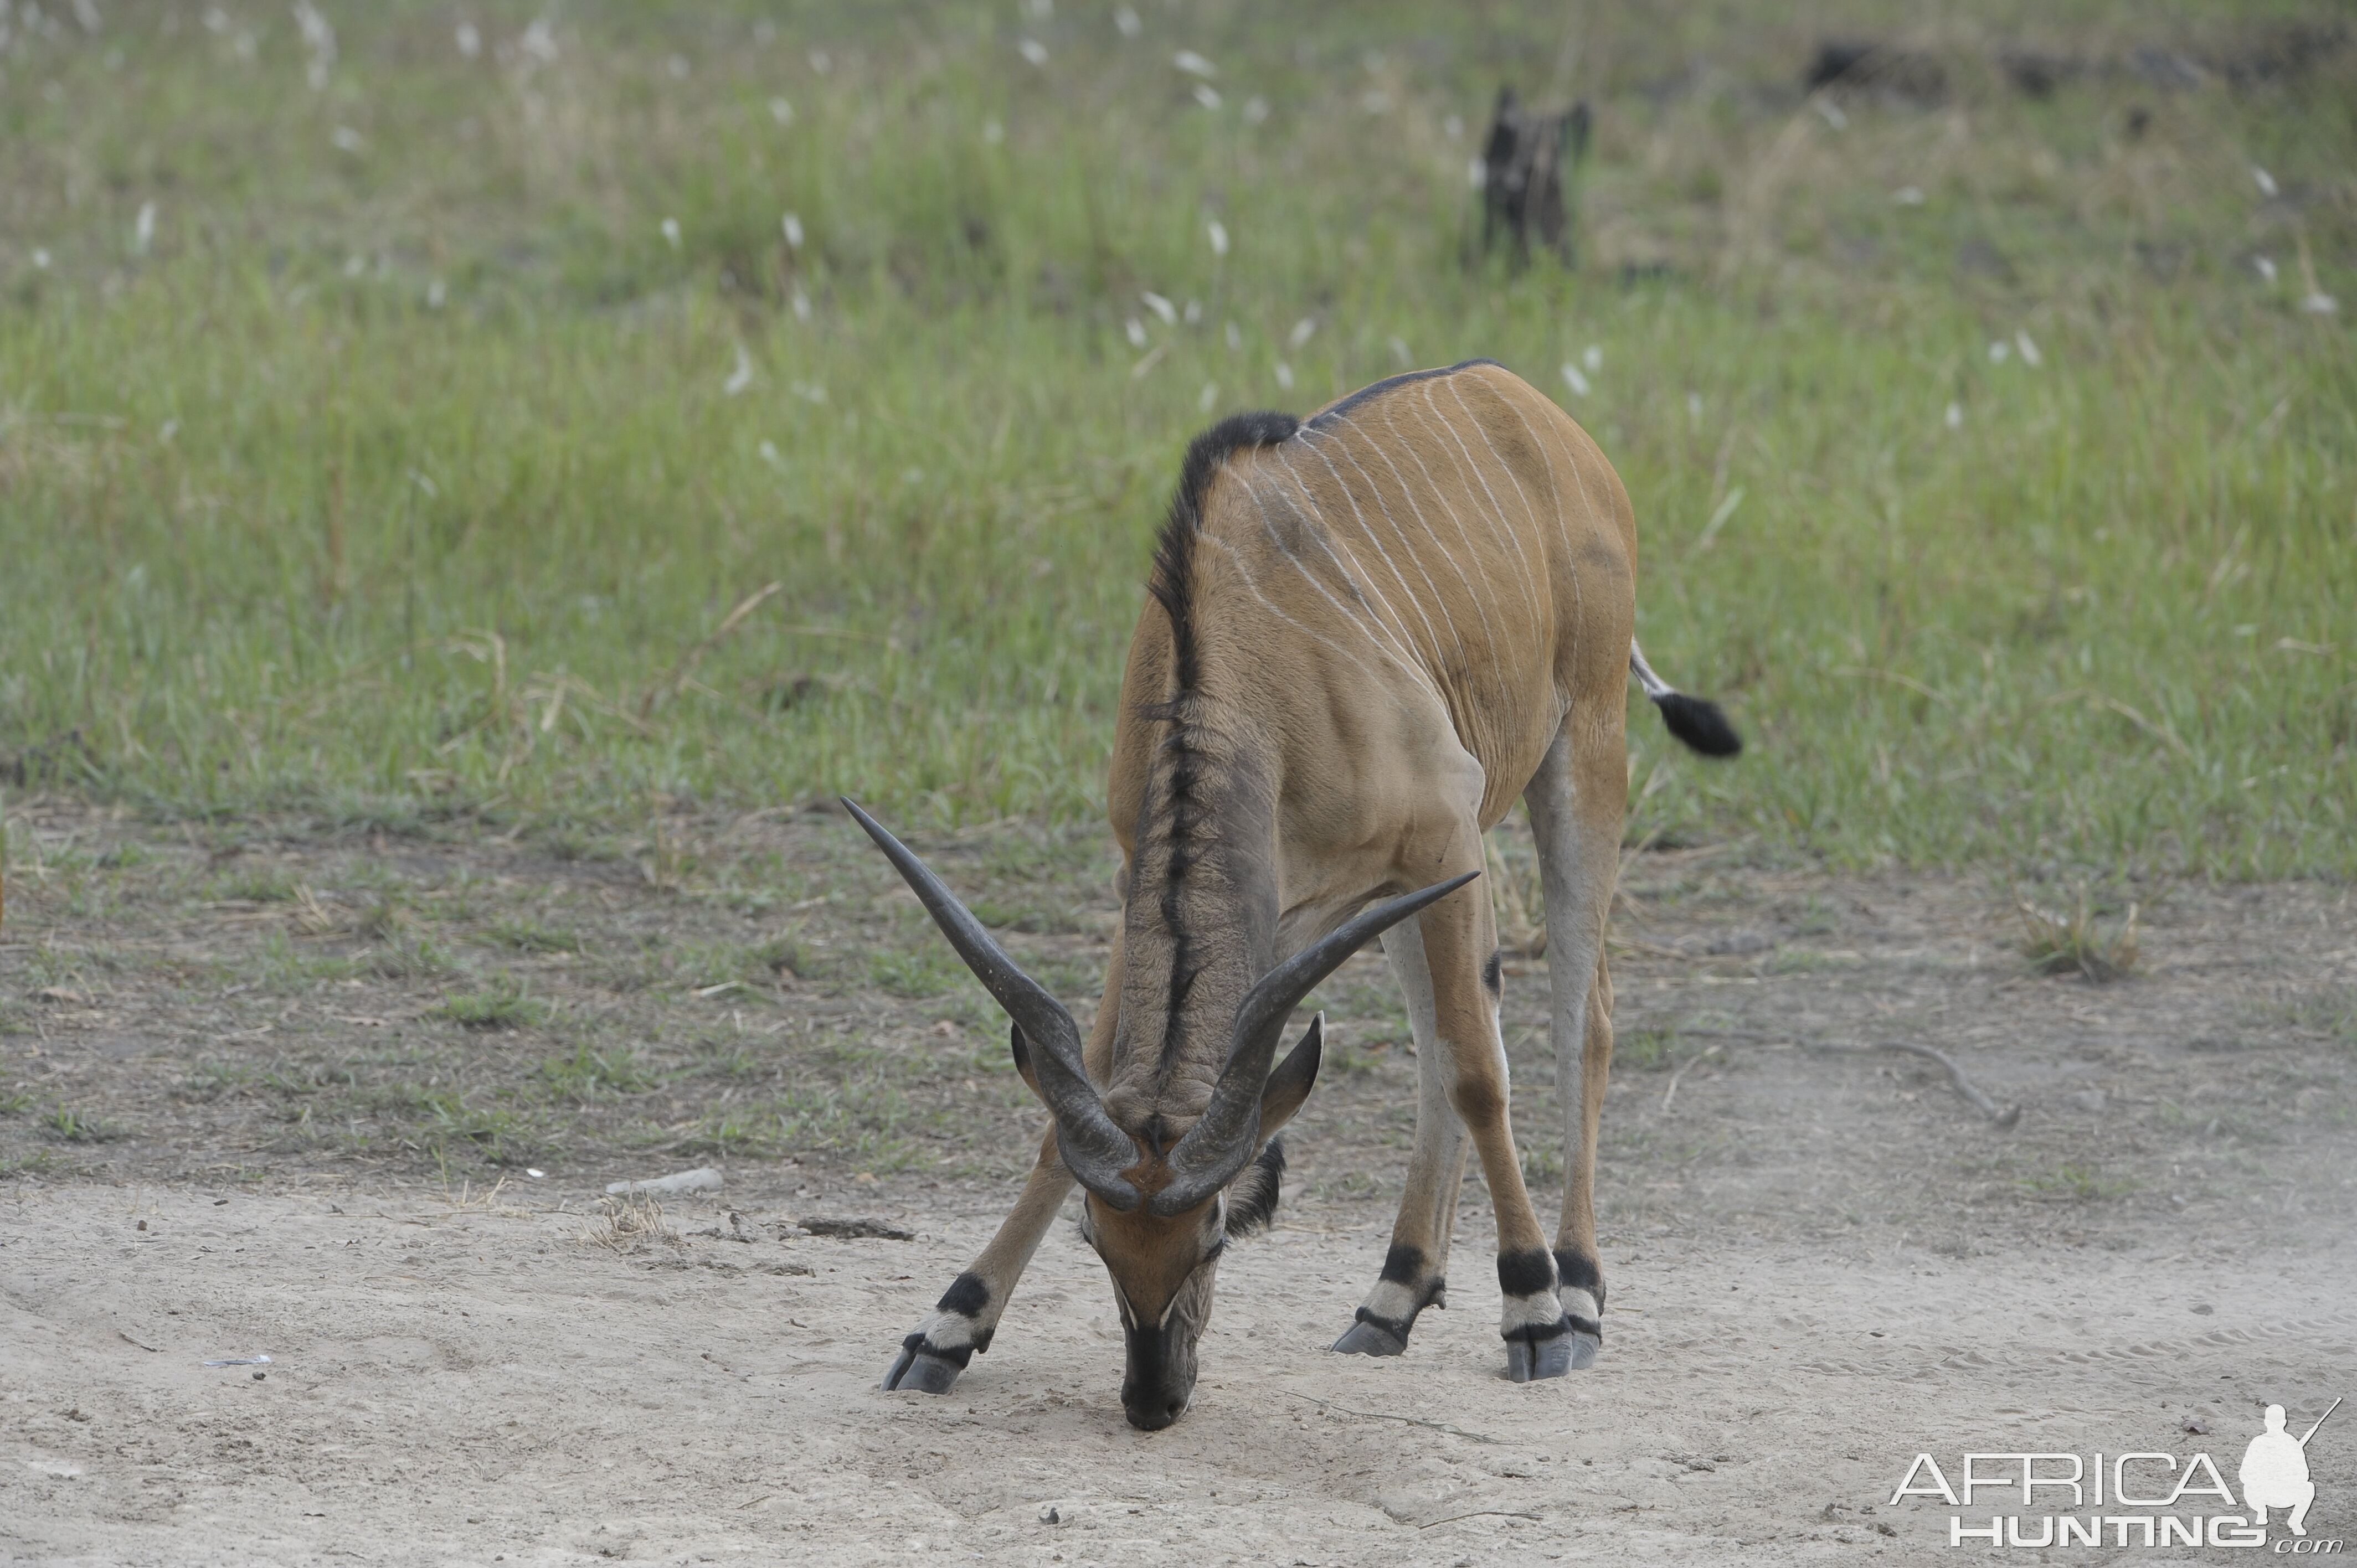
[1653, 692, 1743, 757]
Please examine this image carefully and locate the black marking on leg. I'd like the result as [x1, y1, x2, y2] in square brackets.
[1483, 949, 1503, 995]
[900, 1329, 972, 1370]
[1333, 1271, 1447, 1356]
[881, 1329, 974, 1394]
[1332, 1306, 1413, 1356]
[1378, 1243, 1427, 1286]
[1552, 1247, 1606, 1313]
[1497, 1247, 1557, 1300]
[936, 1271, 989, 1319]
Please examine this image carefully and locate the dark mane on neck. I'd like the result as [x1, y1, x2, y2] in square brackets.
[1146, 409, 1299, 692]
[1138, 409, 1295, 1077]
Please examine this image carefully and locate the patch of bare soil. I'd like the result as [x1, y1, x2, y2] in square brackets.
[3, 801, 2354, 1562]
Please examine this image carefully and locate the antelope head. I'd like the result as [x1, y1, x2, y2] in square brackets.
[842, 797, 1469, 1429]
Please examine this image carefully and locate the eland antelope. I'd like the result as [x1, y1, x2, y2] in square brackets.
[846, 358, 1738, 1430]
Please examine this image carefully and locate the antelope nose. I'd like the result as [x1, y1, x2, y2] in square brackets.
[1124, 1393, 1186, 1431]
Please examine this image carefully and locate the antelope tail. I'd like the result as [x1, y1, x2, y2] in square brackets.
[1629, 642, 1742, 757]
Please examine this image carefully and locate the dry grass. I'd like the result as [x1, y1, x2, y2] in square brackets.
[1486, 831, 1549, 957]
[435, 1174, 534, 1219]
[580, 1191, 683, 1254]
[2016, 889, 2142, 982]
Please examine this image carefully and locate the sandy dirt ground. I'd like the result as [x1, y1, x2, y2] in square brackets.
[5, 1180, 2354, 1567]
[4, 806, 2356, 1563]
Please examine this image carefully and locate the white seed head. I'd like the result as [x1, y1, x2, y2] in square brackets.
[1560, 363, 1589, 397]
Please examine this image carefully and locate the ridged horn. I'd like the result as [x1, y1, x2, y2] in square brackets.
[1150, 871, 1479, 1216]
[840, 798, 1142, 1209]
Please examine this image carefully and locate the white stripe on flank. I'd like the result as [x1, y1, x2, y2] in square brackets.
[1365, 401, 1508, 697]
[1290, 431, 1455, 677]
[1233, 468, 1446, 707]
[1265, 440, 1441, 688]
[1325, 423, 1469, 677]
[1419, 382, 1544, 625]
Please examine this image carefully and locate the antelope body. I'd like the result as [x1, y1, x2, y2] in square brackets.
[849, 359, 1737, 1430]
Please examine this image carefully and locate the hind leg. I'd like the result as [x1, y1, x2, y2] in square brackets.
[1331, 917, 1472, 1356]
[1524, 717, 1626, 1367]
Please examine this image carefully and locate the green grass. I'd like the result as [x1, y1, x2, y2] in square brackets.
[433, 976, 548, 1031]
[0, 4, 2350, 876]
[44, 1106, 128, 1143]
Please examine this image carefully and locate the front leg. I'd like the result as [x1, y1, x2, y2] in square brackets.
[1332, 920, 1470, 1356]
[881, 1130, 1074, 1394]
[1414, 856, 1586, 1382]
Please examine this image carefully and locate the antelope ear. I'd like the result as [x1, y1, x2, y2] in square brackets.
[1010, 1022, 1045, 1101]
[1255, 1015, 1324, 1137]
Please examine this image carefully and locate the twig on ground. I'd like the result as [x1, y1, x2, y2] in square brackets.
[1660, 1044, 1722, 1112]
[1806, 1040, 2020, 1128]
[1277, 1389, 1505, 1446]
[1420, 1508, 1544, 1530]
[1624, 1028, 2017, 1128]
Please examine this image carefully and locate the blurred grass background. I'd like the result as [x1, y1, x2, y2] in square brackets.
[0, 1, 2349, 875]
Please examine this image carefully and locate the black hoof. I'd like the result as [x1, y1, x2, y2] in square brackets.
[1331, 1317, 1410, 1356]
[1503, 1320, 1596, 1382]
[881, 1337, 968, 1394]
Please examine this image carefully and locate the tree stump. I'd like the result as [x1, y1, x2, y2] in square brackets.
[1480, 88, 1591, 266]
